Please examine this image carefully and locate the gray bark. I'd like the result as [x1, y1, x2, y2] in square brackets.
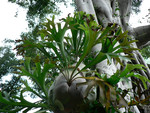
[133, 25, 150, 48]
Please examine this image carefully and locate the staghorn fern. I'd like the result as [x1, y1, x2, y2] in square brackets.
[0, 12, 149, 113]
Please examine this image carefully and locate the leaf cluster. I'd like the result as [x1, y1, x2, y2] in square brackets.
[1, 11, 149, 112]
[0, 57, 55, 112]
[141, 46, 150, 59]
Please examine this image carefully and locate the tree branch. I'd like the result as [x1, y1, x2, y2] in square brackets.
[133, 25, 150, 48]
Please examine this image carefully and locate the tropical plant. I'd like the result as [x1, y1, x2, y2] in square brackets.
[0, 12, 149, 113]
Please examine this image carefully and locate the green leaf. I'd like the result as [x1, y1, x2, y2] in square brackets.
[71, 21, 100, 78]
[21, 80, 43, 99]
[126, 74, 150, 89]
[107, 71, 120, 85]
[126, 64, 145, 71]
[24, 57, 31, 72]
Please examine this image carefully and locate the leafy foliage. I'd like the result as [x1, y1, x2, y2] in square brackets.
[0, 45, 22, 110]
[77, 63, 150, 112]
[132, 0, 142, 13]
[0, 57, 54, 112]
[8, 0, 67, 28]
[0, 45, 20, 92]
[0, 46, 19, 78]
[141, 46, 150, 59]
[0, 12, 149, 112]
[15, 11, 137, 79]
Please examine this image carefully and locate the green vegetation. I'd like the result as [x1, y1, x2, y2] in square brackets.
[0, 12, 149, 112]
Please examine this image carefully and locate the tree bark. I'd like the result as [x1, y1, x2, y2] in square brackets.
[133, 25, 150, 48]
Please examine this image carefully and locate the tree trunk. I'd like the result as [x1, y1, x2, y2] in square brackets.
[75, 0, 150, 112]
[133, 25, 150, 48]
